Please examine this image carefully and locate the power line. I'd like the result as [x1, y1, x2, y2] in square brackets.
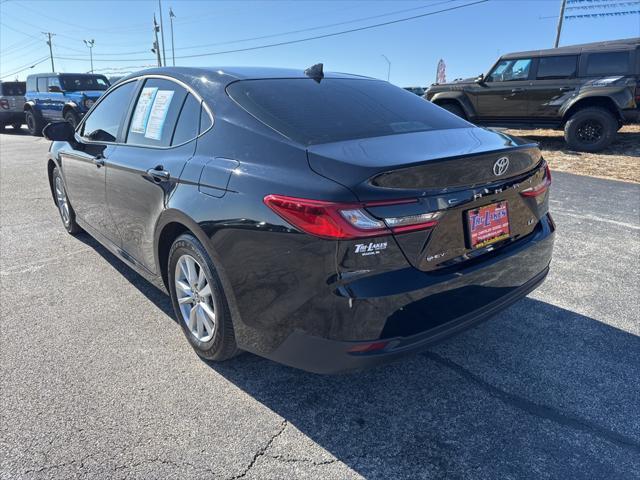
[56, 0, 489, 63]
[0, 56, 50, 79]
[168, 0, 460, 53]
[36, 0, 461, 58]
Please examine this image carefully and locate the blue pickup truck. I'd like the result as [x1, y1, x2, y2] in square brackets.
[24, 73, 110, 136]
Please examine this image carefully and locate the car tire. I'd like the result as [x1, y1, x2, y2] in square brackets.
[52, 166, 81, 235]
[439, 103, 466, 119]
[25, 109, 44, 136]
[64, 110, 80, 129]
[12, 122, 22, 130]
[564, 107, 617, 152]
[0, 124, 5, 132]
[168, 233, 239, 362]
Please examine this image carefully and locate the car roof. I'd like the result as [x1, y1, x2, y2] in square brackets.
[26, 72, 107, 78]
[118, 66, 375, 87]
[501, 37, 640, 59]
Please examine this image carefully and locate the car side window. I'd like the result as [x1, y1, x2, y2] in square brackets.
[48, 77, 62, 91]
[488, 58, 532, 82]
[125, 78, 188, 147]
[37, 77, 47, 92]
[584, 51, 630, 76]
[171, 94, 202, 146]
[81, 81, 137, 142]
[536, 55, 578, 80]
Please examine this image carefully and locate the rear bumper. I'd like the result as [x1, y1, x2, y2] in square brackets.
[269, 266, 549, 374]
[263, 215, 555, 374]
[0, 111, 24, 124]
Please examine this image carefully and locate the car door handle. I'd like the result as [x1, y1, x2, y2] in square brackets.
[559, 86, 573, 92]
[510, 88, 524, 93]
[146, 166, 171, 182]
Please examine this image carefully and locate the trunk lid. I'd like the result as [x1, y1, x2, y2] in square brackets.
[307, 127, 546, 272]
[307, 127, 539, 198]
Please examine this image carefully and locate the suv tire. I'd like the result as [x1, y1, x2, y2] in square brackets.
[564, 107, 617, 152]
[64, 110, 80, 129]
[168, 233, 239, 362]
[440, 103, 466, 119]
[25, 109, 44, 136]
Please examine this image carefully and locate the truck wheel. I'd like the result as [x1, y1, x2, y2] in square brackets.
[564, 107, 617, 152]
[64, 110, 80, 129]
[440, 103, 466, 119]
[25, 110, 44, 136]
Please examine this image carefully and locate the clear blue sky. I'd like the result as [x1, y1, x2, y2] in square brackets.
[1, 0, 638, 85]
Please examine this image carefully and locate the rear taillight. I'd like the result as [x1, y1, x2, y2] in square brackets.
[521, 162, 551, 198]
[263, 194, 441, 240]
[0, 99, 9, 110]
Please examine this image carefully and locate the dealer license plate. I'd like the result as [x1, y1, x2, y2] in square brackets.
[467, 201, 510, 249]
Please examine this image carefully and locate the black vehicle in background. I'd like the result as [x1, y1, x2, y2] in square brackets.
[404, 86, 426, 96]
[0, 81, 26, 131]
[426, 38, 640, 152]
[43, 66, 554, 373]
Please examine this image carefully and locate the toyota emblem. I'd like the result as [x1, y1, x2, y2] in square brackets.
[493, 157, 510, 176]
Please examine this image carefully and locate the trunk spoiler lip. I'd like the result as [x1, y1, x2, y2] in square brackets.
[369, 143, 540, 174]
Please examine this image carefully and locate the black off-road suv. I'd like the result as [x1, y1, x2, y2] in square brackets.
[426, 38, 639, 152]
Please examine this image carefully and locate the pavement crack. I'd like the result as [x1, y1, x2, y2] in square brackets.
[227, 419, 288, 480]
[423, 351, 640, 453]
[267, 454, 338, 467]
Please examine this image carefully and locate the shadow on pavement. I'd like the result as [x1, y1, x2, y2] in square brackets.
[76, 230, 640, 478]
[206, 299, 640, 478]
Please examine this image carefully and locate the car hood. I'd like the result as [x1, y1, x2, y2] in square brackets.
[430, 77, 476, 89]
[65, 90, 106, 99]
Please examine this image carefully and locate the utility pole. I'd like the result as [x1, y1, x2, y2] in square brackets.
[169, 7, 176, 66]
[84, 39, 95, 73]
[43, 32, 55, 72]
[158, 0, 167, 67]
[381, 54, 391, 82]
[152, 15, 162, 67]
[554, 0, 567, 48]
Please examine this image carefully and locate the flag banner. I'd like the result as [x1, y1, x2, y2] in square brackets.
[436, 59, 446, 84]
[565, 9, 639, 18]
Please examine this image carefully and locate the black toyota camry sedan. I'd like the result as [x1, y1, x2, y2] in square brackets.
[44, 65, 554, 373]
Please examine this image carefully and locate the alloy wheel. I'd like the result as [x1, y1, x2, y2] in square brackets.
[576, 120, 603, 144]
[54, 176, 70, 226]
[174, 254, 216, 342]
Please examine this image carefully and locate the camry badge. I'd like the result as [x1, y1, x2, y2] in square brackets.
[493, 157, 510, 176]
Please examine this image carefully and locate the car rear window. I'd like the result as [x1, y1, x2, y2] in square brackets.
[584, 51, 630, 76]
[227, 78, 468, 145]
[1, 82, 26, 96]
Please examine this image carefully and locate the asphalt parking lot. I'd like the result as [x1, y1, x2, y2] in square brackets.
[1, 130, 639, 479]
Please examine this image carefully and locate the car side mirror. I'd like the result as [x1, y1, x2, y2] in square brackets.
[474, 74, 486, 85]
[43, 121, 75, 142]
[48, 85, 62, 93]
